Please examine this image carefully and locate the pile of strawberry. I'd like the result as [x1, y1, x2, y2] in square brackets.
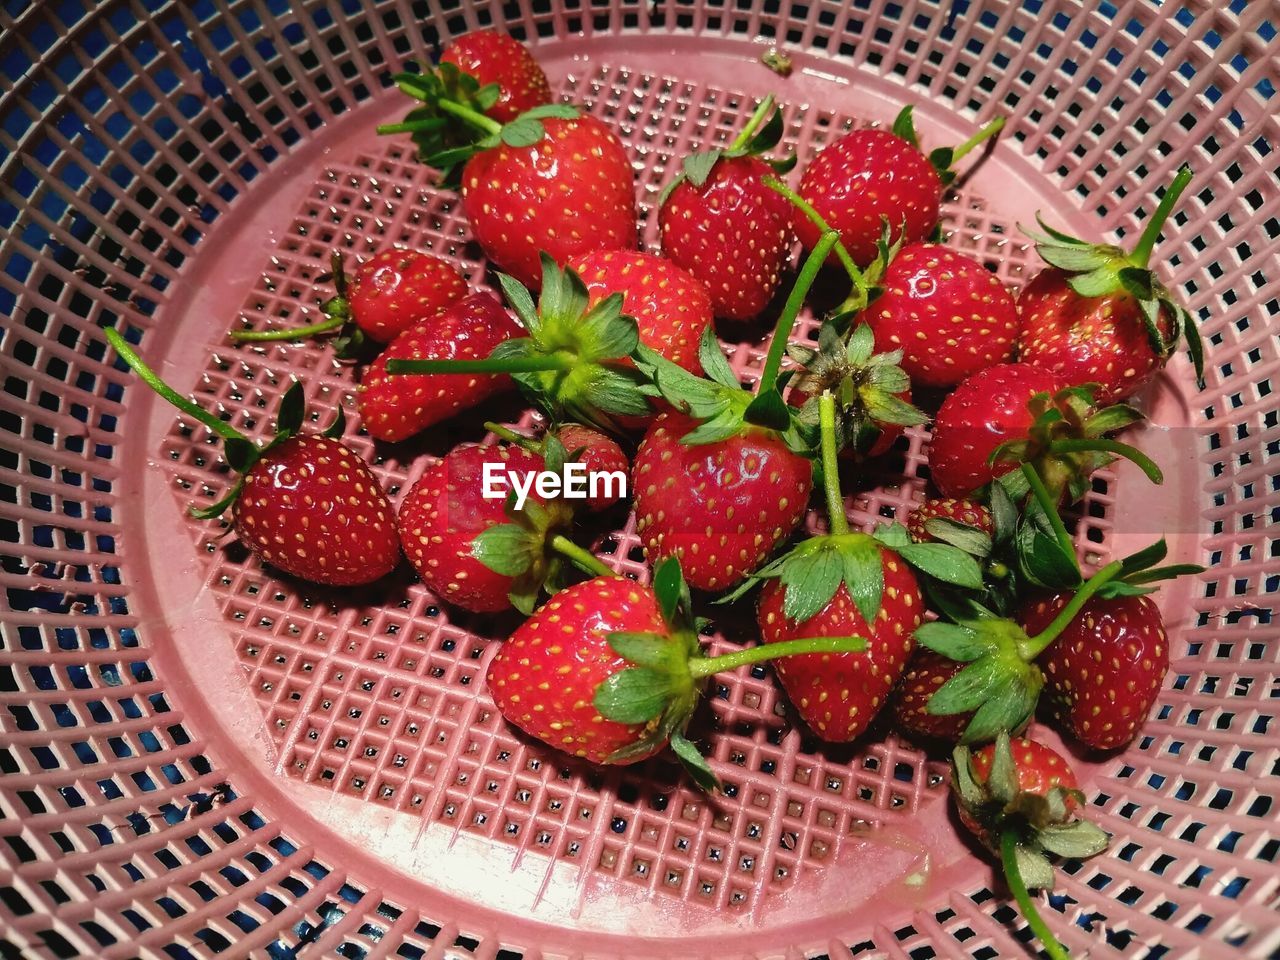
[109, 31, 1207, 958]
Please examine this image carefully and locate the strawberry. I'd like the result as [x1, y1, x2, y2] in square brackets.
[438, 30, 552, 123]
[951, 733, 1109, 960]
[866, 243, 1019, 388]
[907, 497, 994, 544]
[554, 423, 629, 511]
[358, 292, 522, 443]
[104, 329, 400, 587]
[1019, 592, 1169, 750]
[487, 557, 865, 787]
[571, 249, 712, 375]
[658, 96, 796, 320]
[794, 106, 1004, 266]
[1018, 167, 1202, 404]
[890, 650, 970, 742]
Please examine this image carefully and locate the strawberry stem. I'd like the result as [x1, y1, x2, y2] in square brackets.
[434, 97, 503, 136]
[687, 635, 867, 679]
[386, 355, 572, 375]
[949, 116, 1006, 165]
[819, 392, 849, 536]
[762, 175, 867, 289]
[1021, 463, 1077, 565]
[755, 230, 839, 397]
[1000, 829, 1072, 960]
[229, 314, 345, 342]
[729, 95, 775, 152]
[376, 117, 449, 135]
[483, 421, 536, 450]
[1131, 166, 1192, 269]
[1020, 559, 1124, 659]
[1046, 438, 1164, 485]
[104, 327, 249, 444]
[549, 535, 615, 579]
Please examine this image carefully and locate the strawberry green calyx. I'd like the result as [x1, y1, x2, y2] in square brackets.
[104, 328, 347, 520]
[656, 95, 796, 208]
[891, 105, 1006, 187]
[593, 557, 867, 791]
[228, 252, 366, 358]
[1021, 166, 1202, 386]
[387, 255, 651, 434]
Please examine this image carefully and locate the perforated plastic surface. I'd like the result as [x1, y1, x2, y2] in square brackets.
[1, 2, 1277, 959]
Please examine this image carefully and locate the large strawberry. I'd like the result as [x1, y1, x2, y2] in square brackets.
[866, 242, 1019, 388]
[794, 106, 1004, 266]
[1018, 167, 1202, 404]
[229, 250, 467, 354]
[381, 77, 635, 288]
[487, 557, 866, 788]
[952, 733, 1109, 960]
[658, 95, 796, 320]
[438, 30, 551, 123]
[1019, 592, 1169, 750]
[358, 292, 522, 442]
[104, 329, 400, 587]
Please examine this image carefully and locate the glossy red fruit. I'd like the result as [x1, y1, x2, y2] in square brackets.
[928, 363, 1063, 498]
[868, 243, 1019, 388]
[461, 116, 636, 289]
[439, 30, 552, 124]
[1017, 268, 1174, 405]
[235, 436, 401, 586]
[758, 553, 922, 741]
[555, 424, 629, 511]
[358, 293, 522, 443]
[571, 250, 711, 374]
[890, 650, 970, 742]
[346, 249, 467, 344]
[907, 497, 994, 543]
[659, 155, 795, 320]
[397, 443, 548, 613]
[795, 128, 941, 266]
[487, 576, 669, 763]
[632, 412, 813, 591]
[958, 736, 1081, 843]
[1019, 592, 1168, 750]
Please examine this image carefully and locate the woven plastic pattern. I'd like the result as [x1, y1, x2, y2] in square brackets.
[1, 1, 1277, 959]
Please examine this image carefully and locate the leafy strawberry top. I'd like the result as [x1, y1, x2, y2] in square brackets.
[1022, 165, 1202, 386]
[890, 104, 1006, 188]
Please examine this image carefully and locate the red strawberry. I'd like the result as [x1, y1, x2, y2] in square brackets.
[439, 30, 552, 123]
[658, 96, 796, 320]
[867, 243, 1019, 388]
[1017, 167, 1201, 404]
[104, 329, 400, 587]
[907, 497, 994, 544]
[487, 558, 865, 786]
[358, 292, 522, 442]
[571, 250, 712, 374]
[794, 107, 1004, 265]
[632, 412, 812, 591]
[927, 363, 1063, 498]
[890, 650, 970, 742]
[554, 423, 629, 511]
[1019, 592, 1168, 750]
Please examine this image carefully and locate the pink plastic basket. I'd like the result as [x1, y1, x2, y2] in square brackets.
[1, 1, 1277, 957]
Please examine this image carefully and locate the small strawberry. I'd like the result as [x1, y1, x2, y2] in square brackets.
[358, 292, 522, 443]
[658, 95, 797, 320]
[952, 733, 1109, 960]
[1018, 167, 1202, 404]
[907, 497, 994, 544]
[104, 329, 400, 587]
[438, 30, 552, 123]
[866, 243, 1019, 388]
[794, 106, 1004, 266]
[485, 420, 630, 512]
[487, 557, 865, 787]
[890, 650, 970, 742]
[1019, 592, 1169, 750]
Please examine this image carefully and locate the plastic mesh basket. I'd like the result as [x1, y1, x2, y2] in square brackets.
[1, 1, 1277, 957]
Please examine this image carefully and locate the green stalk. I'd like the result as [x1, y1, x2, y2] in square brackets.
[386, 355, 572, 375]
[228, 315, 345, 343]
[375, 117, 448, 135]
[687, 635, 867, 679]
[484, 421, 535, 449]
[104, 328, 248, 444]
[819, 392, 849, 536]
[762, 175, 866, 290]
[1131, 166, 1193, 269]
[436, 98, 503, 136]
[1000, 830, 1072, 960]
[1019, 559, 1124, 660]
[950, 116, 1006, 164]
[549, 535, 614, 579]
[1046, 438, 1164, 485]
[1021, 463, 1076, 565]
[755, 230, 839, 397]
[728, 95, 775, 151]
